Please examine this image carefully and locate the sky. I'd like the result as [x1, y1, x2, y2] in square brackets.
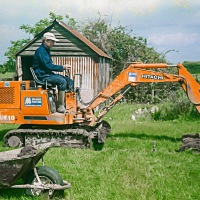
[0, 0, 200, 64]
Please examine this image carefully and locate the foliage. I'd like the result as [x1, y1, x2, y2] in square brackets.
[20, 12, 63, 36]
[0, 64, 6, 74]
[81, 15, 166, 78]
[183, 61, 200, 74]
[80, 14, 177, 104]
[124, 81, 179, 104]
[3, 39, 30, 72]
[151, 89, 200, 121]
[20, 12, 79, 37]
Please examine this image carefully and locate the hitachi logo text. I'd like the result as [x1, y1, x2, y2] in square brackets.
[142, 74, 164, 80]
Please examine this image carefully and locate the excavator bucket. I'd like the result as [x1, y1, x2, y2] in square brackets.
[95, 120, 111, 143]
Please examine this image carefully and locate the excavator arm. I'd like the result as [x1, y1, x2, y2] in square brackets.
[85, 63, 200, 125]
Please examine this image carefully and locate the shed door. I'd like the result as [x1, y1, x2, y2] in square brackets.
[22, 56, 33, 80]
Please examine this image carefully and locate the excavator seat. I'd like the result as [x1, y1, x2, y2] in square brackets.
[30, 67, 55, 89]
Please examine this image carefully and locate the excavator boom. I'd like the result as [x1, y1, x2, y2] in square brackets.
[85, 63, 200, 124]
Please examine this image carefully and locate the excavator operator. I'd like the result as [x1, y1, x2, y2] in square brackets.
[32, 32, 74, 113]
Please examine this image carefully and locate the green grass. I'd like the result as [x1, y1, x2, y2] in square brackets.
[0, 72, 14, 80]
[0, 104, 200, 199]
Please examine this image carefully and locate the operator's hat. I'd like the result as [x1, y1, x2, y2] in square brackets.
[43, 32, 59, 42]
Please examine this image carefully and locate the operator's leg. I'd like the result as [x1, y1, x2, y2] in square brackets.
[45, 74, 67, 91]
[45, 74, 67, 113]
[65, 76, 74, 91]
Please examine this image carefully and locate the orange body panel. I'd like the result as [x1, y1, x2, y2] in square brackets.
[21, 90, 49, 115]
[65, 92, 76, 112]
[0, 81, 21, 109]
[0, 81, 74, 125]
[65, 92, 77, 124]
[0, 109, 22, 124]
[22, 114, 66, 125]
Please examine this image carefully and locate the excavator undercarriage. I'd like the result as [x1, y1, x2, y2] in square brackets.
[4, 121, 111, 148]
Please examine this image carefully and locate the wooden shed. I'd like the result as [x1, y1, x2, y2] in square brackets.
[16, 19, 111, 102]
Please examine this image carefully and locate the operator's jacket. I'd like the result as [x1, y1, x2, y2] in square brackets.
[33, 43, 64, 80]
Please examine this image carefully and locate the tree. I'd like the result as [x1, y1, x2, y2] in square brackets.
[0, 64, 6, 74]
[20, 12, 79, 36]
[4, 39, 30, 72]
[80, 14, 170, 103]
[81, 15, 166, 78]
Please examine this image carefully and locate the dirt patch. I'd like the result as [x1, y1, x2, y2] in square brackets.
[17, 146, 37, 157]
[179, 133, 200, 152]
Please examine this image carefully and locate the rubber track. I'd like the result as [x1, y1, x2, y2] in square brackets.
[4, 128, 96, 148]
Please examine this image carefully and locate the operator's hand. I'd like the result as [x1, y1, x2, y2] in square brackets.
[63, 64, 72, 70]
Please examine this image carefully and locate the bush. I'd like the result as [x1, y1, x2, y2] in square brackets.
[183, 61, 200, 74]
[151, 90, 200, 121]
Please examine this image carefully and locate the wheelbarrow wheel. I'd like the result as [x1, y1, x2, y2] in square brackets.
[24, 166, 64, 198]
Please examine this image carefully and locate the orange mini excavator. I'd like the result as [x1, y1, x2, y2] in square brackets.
[1, 63, 200, 148]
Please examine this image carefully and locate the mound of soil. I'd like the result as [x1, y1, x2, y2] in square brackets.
[179, 133, 200, 152]
[17, 146, 37, 157]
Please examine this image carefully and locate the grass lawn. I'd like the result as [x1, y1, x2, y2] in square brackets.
[0, 104, 200, 199]
[0, 72, 14, 79]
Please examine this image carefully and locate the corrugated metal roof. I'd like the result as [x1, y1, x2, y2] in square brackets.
[16, 19, 111, 59]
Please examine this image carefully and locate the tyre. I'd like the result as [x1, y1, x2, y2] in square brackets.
[24, 166, 64, 198]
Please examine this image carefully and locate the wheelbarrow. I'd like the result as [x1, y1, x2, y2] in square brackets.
[0, 143, 70, 198]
